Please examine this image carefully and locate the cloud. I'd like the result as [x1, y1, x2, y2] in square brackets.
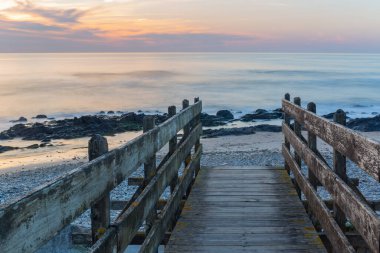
[7, 0, 88, 24]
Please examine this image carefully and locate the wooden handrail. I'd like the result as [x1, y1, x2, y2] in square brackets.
[0, 100, 202, 253]
[282, 94, 380, 253]
[91, 124, 202, 252]
[283, 98, 380, 181]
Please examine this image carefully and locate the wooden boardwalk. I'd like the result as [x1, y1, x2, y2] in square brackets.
[166, 166, 327, 253]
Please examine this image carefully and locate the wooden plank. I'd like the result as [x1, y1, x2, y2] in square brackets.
[139, 146, 202, 253]
[283, 99, 380, 181]
[284, 123, 380, 253]
[0, 101, 202, 253]
[90, 124, 202, 253]
[167, 166, 326, 253]
[282, 145, 355, 253]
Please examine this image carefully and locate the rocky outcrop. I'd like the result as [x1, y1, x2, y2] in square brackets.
[241, 109, 283, 122]
[0, 145, 18, 153]
[216, 110, 234, 120]
[10, 117, 27, 123]
[347, 115, 380, 132]
[202, 124, 282, 138]
[0, 113, 167, 141]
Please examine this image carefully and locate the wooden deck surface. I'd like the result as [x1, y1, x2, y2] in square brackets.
[166, 166, 327, 253]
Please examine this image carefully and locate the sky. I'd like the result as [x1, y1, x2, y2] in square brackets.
[0, 0, 380, 53]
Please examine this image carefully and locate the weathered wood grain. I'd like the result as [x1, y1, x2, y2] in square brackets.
[168, 105, 178, 193]
[139, 146, 202, 253]
[283, 99, 380, 181]
[88, 135, 111, 245]
[167, 165, 326, 253]
[284, 93, 291, 174]
[143, 116, 158, 235]
[283, 123, 380, 253]
[90, 124, 202, 253]
[282, 145, 355, 253]
[333, 109, 348, 230]
[0, 101, 202, 253]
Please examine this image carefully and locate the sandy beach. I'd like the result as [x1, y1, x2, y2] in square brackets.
[2, 130, 380, 207]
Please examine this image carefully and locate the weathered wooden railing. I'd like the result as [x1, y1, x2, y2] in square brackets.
[0, 98, 202, 253]
[282, 94, 380, 253]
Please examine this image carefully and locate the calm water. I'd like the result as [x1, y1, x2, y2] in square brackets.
[1, 52, 380, 129]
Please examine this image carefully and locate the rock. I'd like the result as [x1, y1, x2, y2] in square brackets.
[202, 124, 282, 138]
[255, 109, 268, 114]
[273, 108, 283, 113]
[322, 113, 335, 119]
[0, 145, 18, 153]
[347, 115, 380, 132]
[322, 112, 350, 120]
[10, 117, 27, 123]
[35, 114, 48, 119]
[200, 113, 227, 127]
[99, 111, 105, 114]
[0, 113, 167, 141]
[26, 144, 40, 149]
[216, 110, 234, 120]
[107, 111, 115, 114]
[241, 111, 282, 121]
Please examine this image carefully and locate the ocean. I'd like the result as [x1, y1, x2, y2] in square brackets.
[1, 52, 380, 130]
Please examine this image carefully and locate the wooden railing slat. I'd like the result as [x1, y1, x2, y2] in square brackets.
[139, 146, 202, 253]
[283, 123, 380, 252]
[90, 123, 202, 253]
[283, 99, 380, 181]
[0, 101, 202, 253]
[282, 145, 356, 253]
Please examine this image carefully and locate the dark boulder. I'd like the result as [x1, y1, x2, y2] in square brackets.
[10, 117, 27, 123]
[241, 111, 282, 121]
[216, 110, 234, 120]
[35, 114, 48, 119]
[0, 145, 18, 153]
[202, 124, 282, 138]
[200, 113, 227, 127]
[26, 144, 39, 149]
[347, 115, 380, 132]
[255, 109, 268, 114]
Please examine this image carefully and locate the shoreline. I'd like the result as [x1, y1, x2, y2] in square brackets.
[1, 107, 380, 156]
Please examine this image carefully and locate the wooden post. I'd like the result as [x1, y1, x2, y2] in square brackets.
[194, 97, 201, 176]
[143, 116, 157, 234]
[168, 105, 178, 193]
[182, 99, 193, 197]
[293, 97, 302, 198]
[89, 135, 110, 244]
[307, 102, 319, 190]
[182, 99, 191, 167]
[307, 102, 319, 223]
[284, 93, 291, 174]
[333, 109, 347, 230]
